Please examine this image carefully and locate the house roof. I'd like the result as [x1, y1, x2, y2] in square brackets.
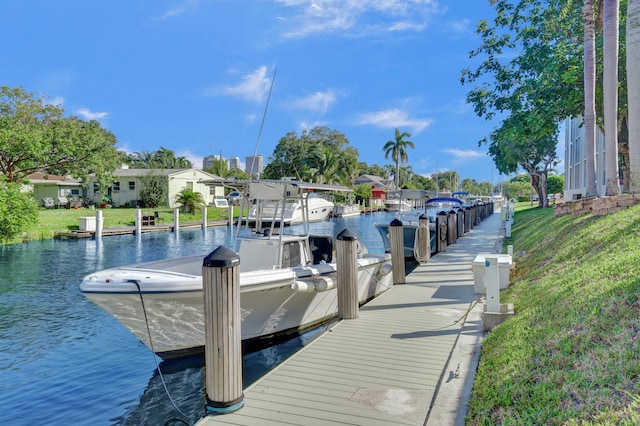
[354, 174, 391, 189]
[88, 168, 220, 178]
[26, 172, 82, 186]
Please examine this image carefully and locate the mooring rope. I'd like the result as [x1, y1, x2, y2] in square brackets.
[129, 280, 191, 424]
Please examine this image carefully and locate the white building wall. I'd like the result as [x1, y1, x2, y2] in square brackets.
[564, 117, 606, 200]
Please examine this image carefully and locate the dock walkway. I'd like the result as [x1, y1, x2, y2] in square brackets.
[197, 212, 504, 426]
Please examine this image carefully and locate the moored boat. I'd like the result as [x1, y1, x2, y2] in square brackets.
[80, 179, 393, 359]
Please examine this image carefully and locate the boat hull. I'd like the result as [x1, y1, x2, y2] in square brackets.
[81, 255, 392, 358]
[375, 222, 436, 258]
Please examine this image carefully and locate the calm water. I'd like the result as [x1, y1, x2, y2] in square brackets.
[0, 211, 396, 426]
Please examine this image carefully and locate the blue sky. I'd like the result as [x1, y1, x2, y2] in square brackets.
[2, 0, 513, 184]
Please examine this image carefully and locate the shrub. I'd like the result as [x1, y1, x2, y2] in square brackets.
[0, 180, 39, 243]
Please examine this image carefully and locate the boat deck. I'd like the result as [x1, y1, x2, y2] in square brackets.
[196, 212, 503, 425]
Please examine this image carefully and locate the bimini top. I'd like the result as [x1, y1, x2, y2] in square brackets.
[425, 197, 463, 205]
[200, 178, 351, 201]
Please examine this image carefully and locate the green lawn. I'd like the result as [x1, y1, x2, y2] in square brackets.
[19, 206, 236, 242]
[467, 203, 640, 424]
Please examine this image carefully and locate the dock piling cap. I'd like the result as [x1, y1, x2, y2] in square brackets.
[203, 245, 240, 268]
[390, 218, 403, 227]
[337, 228, 359, 241]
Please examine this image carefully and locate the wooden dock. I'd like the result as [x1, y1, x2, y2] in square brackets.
[196, 212, 503, 426]
[54, 220, 229, 239]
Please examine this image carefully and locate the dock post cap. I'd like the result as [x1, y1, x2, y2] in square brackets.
[337, 228, 359, 241]
[203, 245, 240, 268]
[390, 218, 403, 226]
[419, 213, 428, 220]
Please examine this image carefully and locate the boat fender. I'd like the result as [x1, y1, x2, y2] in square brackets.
[315, 276, 335, 292]
[291, 280, 316, 293]
[376, 263, 393, 278]
[356, 241, 368, 257]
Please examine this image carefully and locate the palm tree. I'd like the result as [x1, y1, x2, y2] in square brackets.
[383, 128, 414, 189]
[174, 188, 205, 214]
[584, 0, 598, 197]
[628, 0, 640, 192]
[603, 0, 621, 195]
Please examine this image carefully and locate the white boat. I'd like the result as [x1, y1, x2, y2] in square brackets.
[247, 192, 334, 225]
[376, 190, 464, 261]
[80, 179, 393, 359]
[332, 203, 361, 217]
[383, 198, 412, 212]
[332, 195, 361, 217]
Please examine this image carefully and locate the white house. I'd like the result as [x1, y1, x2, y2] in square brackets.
[87, 166, 224, 208]
[564, 116, 607, 200]
[23, 172, 84, 207]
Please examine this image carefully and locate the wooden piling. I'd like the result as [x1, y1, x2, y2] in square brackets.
[202, 206, 208, 229]
[174, 208, 179, 232]
[414, 214, 430, 263]
[389, 218, 405, 284]
[135, 208, 142, 235]
[436, 211, 448, 253]
[95, 210, 103, 239]
[336, 228, 359, 319]
[202, 246, 244, 415]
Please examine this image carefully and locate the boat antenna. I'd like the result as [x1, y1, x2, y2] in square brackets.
[250, 67, 277, 178]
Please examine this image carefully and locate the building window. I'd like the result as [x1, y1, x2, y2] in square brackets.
[186, 182, 193, 190]
[113, 182, 120, 191]
[129, 181, 135, 190]
[71, 189, 80, 196]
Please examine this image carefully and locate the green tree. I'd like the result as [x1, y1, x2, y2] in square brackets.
[584, 0, 599, 196]
[628, 0, 640, 192]
[124, 147, 192, 169]
[487, 115, 560, 207]
[383, 128, 414, 189]
[0, 86, 119, 184]
[0, 179, 38, 243]
[547, 174, 565, 194]
[139, 173, 168, 207]
[604, 0, 621, 195]
[358, 162, 388, 180]
[174, 188, 205, 214]
[263, 126, 356, 181]
[353, 183, 373, 203]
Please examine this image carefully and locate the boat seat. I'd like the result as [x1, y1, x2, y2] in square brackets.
[309, 235, 333, 264]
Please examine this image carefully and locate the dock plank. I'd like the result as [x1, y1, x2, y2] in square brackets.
[196, 212, 502, 425]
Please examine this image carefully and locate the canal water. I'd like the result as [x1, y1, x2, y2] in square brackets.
[0, 210, 398, 426]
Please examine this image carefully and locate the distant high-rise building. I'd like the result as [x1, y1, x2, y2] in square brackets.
[202, 155, 226, 174]
[229, 157, 241, 170]
[245, 155, 263, 178]
[203, 155, 223, 170]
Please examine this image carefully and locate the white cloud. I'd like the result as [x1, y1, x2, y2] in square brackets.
[75, 108, 109, 121]
[442, 148, 485, 160]
[275, 0, 441, 38]
[212, 66, 273, 104]
[299, 120, 326, 130]
[177, 150, 201, 168]
[153, 7, 186, 20]
[43, 96, 64, 107]
[356, 108, 431, 134]
[291, 90, 337, 114]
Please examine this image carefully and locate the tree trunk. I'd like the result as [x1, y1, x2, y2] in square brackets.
[584, 0, 598, 197]
[604, 0, 621, 195]
[628, 0, 640, 193]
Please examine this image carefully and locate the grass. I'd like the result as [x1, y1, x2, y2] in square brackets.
[15, 206, 236, 243]
[467, 203, 640, 425]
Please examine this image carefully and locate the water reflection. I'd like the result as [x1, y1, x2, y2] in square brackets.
[0, 212, 395, 425]
[114, 325, 329, 426]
